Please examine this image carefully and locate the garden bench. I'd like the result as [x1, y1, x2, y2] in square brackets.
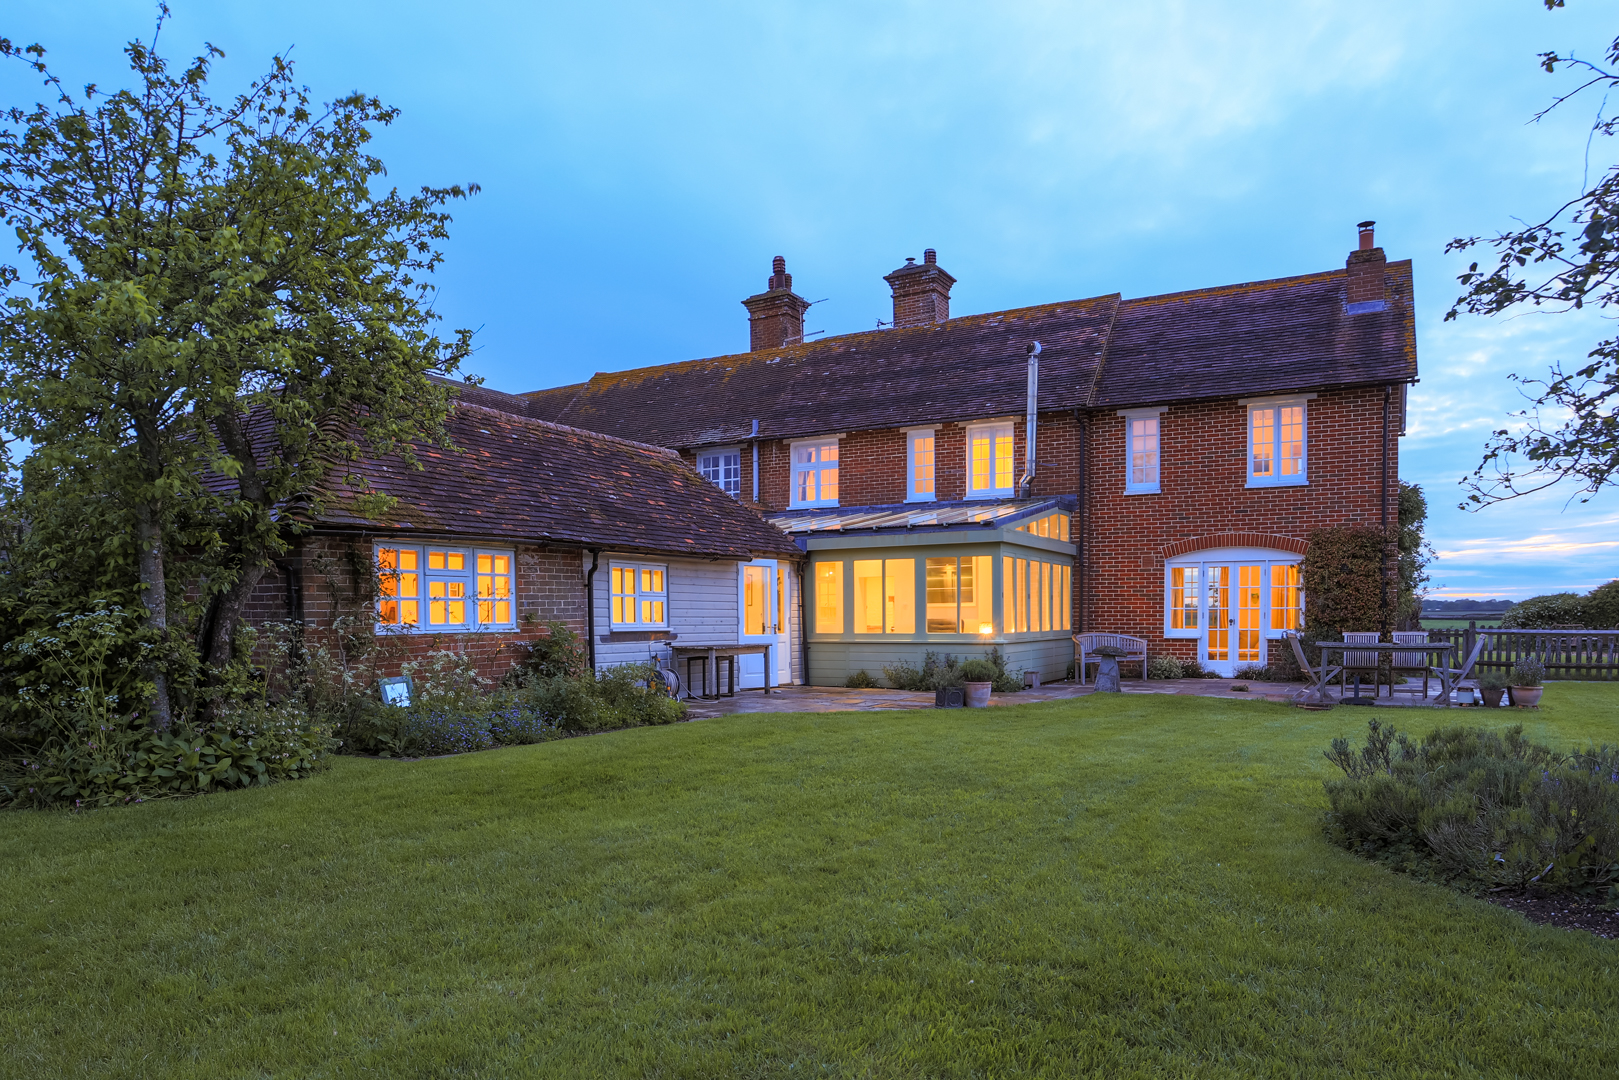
[1073, 633, 1147, 686]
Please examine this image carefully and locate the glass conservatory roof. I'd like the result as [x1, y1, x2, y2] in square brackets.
[767, 497, 1072, 537]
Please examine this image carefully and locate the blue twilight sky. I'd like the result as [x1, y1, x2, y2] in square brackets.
[5, 1, 1619, 599]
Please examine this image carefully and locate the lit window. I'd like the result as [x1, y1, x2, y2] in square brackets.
[375, 544, 514, 632]
[1271, 563, 1301, 631]
[608, 562, 668, 628]
[697, 449, 742, 497]
[1246, 398, 1309, 486]
[1170, 566, 1200, 630]
[854, 559, 915, 634]
[791, 438, 840, 507]
[1014, 513, 1071, 541]
[966, 422, 1014, 497]
[907, 430, 936, 502]
[814, 561, 843, 634]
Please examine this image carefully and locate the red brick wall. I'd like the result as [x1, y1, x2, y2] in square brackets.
[681, 386, 1399, 657]
[249, 535, 589, 684]
[1082, 387, 1398, 662]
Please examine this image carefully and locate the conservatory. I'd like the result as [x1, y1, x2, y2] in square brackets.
[768, 498, 1077, 687]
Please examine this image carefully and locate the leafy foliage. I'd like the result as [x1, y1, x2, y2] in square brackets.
[1323, 719, 1619, 898]
[1510, 657, 1547, 687]
[0, 17, 476, 727]
[1445, 3, 1619, 505]
[1303, 524, 1391, 635]
[845, 670, 877, 689]
[1502, 580, 1619, 628]
[1146, 655, 1187, 680]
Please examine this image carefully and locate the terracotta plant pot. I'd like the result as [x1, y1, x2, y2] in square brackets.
[1510, 685, 1543, 708]
[964, 681, 993, 708]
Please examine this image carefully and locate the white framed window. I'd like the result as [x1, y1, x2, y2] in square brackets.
[906, 428, 936, 502]
[790, 437, 840, 508]
[966, 420, 1014, 498]
[696, 447, 742, 498]
[1242, 394, 1313, 487]
[609, 561, 669, 629]
[375, 543, 515, 632]
[1118, 407, 1165, 494]
[1163, 550, 1303, 643]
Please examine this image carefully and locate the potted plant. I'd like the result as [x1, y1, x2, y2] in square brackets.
[959, 658, 998, 708]
[1477, 672, 1507, 708]
[1508, 657, 1545, 708]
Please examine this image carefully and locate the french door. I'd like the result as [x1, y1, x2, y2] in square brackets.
[738, 560, 789, 688]
[1200, 563, 1265, 674]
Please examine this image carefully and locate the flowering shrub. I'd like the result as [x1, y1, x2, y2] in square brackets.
[1323, 720, 1619, 898]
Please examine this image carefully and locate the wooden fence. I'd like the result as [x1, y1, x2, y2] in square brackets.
[1422, 626, 1619, 681]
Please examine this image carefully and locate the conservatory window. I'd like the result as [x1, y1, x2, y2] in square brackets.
[814, 560, 844, 634]
[853, 558, 915, 634]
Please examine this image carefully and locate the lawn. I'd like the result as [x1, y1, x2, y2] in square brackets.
[4, 688, 1619, 1078]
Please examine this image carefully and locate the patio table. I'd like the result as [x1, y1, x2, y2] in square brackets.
[1309, 641, 1460, 705]
[669, 643, 774, 699]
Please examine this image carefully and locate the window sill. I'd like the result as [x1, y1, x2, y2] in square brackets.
[1245, 478, 1309, 489]
[609, 625, 671, 634]
[376, 625, 517, 635]
[788, 502, 840, 510]
[965, 490, 1014, 501]
[1123, 485, 1161, 496]
[1163, 629, 1201, 639]
[904, 494, 937, 504]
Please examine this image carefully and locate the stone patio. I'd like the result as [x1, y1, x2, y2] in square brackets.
[682, 676, 1468, 718]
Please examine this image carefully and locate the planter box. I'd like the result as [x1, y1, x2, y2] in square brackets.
[935, 686, 965, 709]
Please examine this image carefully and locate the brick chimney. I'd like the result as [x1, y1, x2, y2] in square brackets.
[1345, 220, 1387, 308]
[884, 248, 955, 329]
[741, 256, 811, 351]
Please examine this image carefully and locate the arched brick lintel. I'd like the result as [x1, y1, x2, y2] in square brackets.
[1161, 533, 1309, 561]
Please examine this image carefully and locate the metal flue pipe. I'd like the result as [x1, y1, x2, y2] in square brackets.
[1019, 341, 1042, 497]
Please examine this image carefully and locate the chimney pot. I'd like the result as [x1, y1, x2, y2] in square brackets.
[1346, 223, 1387, 308]
[743, 256, 810, 350]
[884, 249, 956, 329]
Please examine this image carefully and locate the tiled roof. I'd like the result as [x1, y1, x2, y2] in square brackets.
[1094, 261, 1417, 409]
[517, 294, 1122, 447]
[505, 261, 1416, 446]
[308, 402, 801, 560]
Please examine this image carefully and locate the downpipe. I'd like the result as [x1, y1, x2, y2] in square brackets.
[1018, 341, 1042, 497]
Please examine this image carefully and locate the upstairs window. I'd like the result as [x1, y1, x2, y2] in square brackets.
[966, 421, 1014, 498]
[376, 544, 515, 632]
[1246, 396, 1310, 487]
[610, 562, 668, 629]
[906, 429, 936, 502]
[1119, 407, 1165, 493]
[697, 449, 742, 497]
[791, 438, 840, 508]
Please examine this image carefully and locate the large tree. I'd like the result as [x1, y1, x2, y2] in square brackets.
[1446, 1, 1619, 507]
[0, 11, 476, 726]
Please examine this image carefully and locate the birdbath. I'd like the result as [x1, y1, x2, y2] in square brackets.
[1092, 645, 1127, 693]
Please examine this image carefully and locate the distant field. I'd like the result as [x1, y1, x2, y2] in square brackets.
[1421, 617, 1503, 629]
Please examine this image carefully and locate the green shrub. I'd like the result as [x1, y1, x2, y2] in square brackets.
[1509, 657, 1545, 686]
[506, 621, 589, 683]
[980, 648, 1023, 692]
[1323, 720, 1619, 897]
[846, 670, 877, 688]
[1146, 655, 1185, 680]
[881, 660, 924, 690]
[1501, 592, 1585, 629]
[882, 652, 965, 691]
[959, 658, 999, 682]
[595, 663, 685, 727]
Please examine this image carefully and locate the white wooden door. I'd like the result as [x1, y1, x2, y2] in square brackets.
[738, 560, 783, 689]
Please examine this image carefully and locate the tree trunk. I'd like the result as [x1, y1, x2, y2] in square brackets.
[206, 409, 276, 675]
[134, 499, 174, 730]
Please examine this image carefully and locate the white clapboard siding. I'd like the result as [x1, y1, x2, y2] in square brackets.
[590, 553, 802, 684]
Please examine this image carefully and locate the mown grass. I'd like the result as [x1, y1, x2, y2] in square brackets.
[4, 686, 1619, 1078]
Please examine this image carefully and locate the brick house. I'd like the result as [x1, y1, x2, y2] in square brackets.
[248, 398, 804, 686]
[498, 223, 1416, 683]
